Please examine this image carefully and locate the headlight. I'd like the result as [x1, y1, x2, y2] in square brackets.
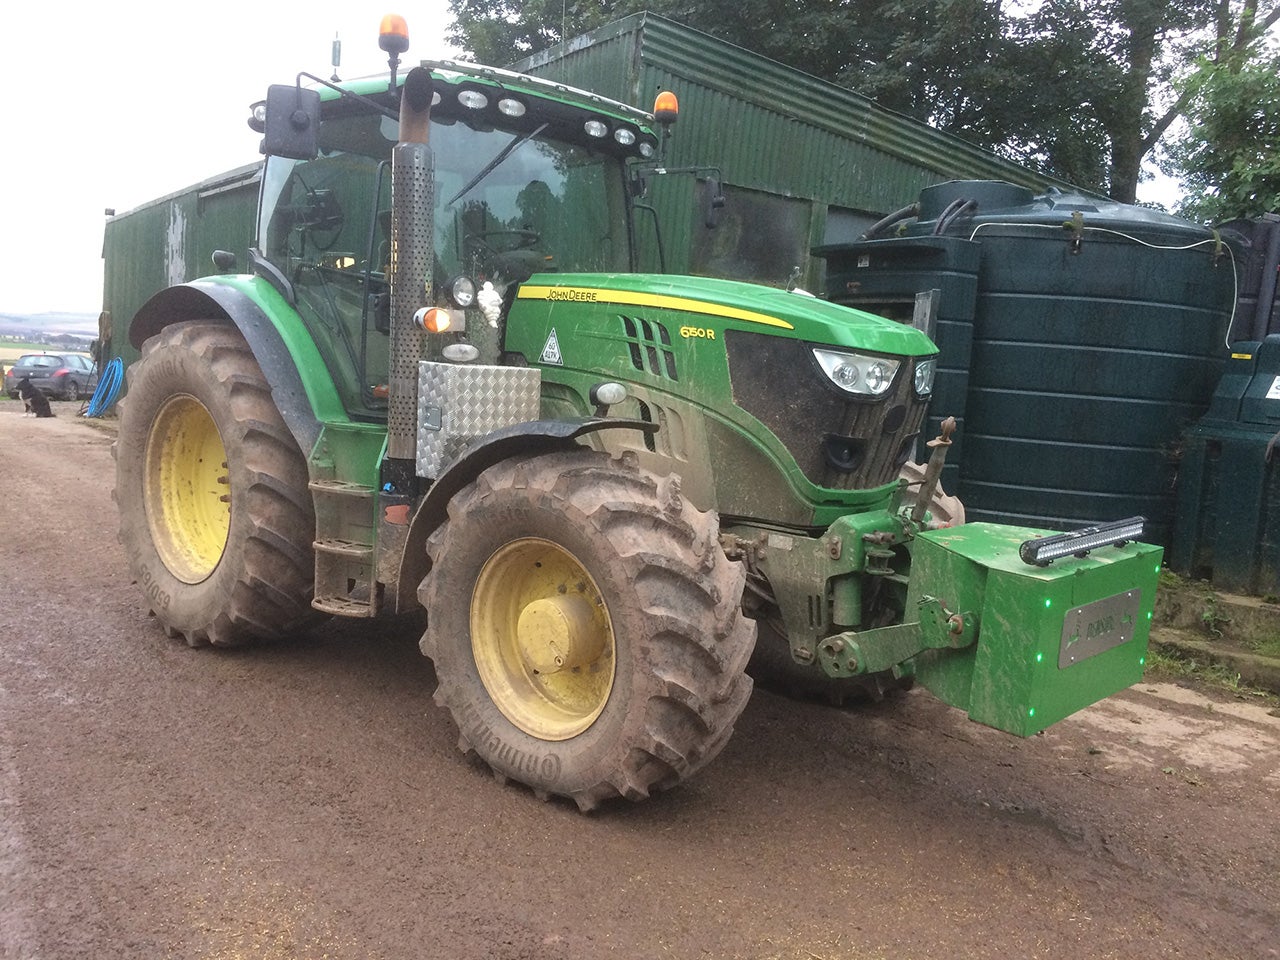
[914, 357, 937, 396]
[247, 100, 267, 133]
[497, 98, 526, 118]
[812, 348, 900, 397]
[446, 275, 477, 309]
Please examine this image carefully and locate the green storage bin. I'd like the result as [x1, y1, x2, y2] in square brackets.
[1171, 335, 1280, 593]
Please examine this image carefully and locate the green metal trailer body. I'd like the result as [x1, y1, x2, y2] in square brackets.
[102, 164, 260, 373]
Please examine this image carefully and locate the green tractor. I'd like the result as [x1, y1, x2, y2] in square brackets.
[113, 18, 1161, 810]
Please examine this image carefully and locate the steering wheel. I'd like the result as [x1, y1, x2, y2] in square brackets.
[462, 228, 546, 283]
[464, 229, 541, 255]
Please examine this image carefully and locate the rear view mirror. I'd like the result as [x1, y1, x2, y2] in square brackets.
[262, 85, 321, 160]
[704, 176, 725, 229]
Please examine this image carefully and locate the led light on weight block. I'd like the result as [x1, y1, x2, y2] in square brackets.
[1019, 517, 1146, 566]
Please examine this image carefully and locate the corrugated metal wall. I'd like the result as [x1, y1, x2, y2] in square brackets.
[513, 14, 1065, 284]
[102, 164, 261, 370]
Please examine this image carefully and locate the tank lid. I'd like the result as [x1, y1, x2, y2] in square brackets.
[919, 180, 1034, 220]
[916, 180, 1217, 242]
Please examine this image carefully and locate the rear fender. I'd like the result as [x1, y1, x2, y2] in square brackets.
[129, 277, 347, 454]
[393, 417, 659, 614]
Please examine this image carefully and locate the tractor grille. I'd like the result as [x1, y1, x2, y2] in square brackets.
[725, 330, 929, 491]
[620, 315, 679, 380]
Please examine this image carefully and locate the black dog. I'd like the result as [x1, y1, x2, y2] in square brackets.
[17, 378, 55, 418]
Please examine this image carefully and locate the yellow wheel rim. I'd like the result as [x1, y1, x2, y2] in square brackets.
[143, 395, 230, 584]
[471, 538, 616, 740]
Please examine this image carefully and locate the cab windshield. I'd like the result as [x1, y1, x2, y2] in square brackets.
[257, 106, 631, 417]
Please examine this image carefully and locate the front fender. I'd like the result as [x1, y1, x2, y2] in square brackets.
[393, 417, 659, 614]
[129, 277, 347, 453]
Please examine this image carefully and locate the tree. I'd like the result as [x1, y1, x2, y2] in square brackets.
[446, 0, 644, 65]
[1112, 0, 1278, 203]
[981, 0, 1276, 203]
[1165, 50, 1280, 220]
[834, 0, 1011, 137]
[446, 0, 1280, 203]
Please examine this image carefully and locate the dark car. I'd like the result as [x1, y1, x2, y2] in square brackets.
[4, 353, 99, 401]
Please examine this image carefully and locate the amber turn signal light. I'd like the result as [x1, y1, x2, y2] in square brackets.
[415, 307, 452, 334]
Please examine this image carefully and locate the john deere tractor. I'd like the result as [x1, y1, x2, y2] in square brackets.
[112, 17, 1161, 810]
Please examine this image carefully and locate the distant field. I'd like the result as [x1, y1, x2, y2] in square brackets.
[0, 343, 90, 363]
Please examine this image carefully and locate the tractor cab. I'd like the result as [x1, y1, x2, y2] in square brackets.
[252, 64, 656, 419]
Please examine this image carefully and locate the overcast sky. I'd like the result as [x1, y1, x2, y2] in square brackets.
[0, 3, 459, 315]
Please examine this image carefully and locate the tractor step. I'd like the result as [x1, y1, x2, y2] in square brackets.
[312, 594, 376, 616]
[314, 537, 374, 559]
[309, 479, 375, 498]
[309, 480, 379, 618]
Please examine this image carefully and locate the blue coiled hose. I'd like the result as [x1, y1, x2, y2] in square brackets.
[83, 357, 124, 418]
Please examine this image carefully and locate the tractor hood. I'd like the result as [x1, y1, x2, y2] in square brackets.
[515, 273, 938, 357]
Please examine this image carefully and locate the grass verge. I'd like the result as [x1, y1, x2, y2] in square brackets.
[1145, 648, 1280, 707]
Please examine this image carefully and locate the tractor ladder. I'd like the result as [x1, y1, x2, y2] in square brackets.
[307, 426, 385, 617]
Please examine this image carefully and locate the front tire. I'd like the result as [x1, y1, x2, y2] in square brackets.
[115, 321, 320, 646]
[420, 450, 756, 811]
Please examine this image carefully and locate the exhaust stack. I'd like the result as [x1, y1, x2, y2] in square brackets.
[386, 65, 435, 465]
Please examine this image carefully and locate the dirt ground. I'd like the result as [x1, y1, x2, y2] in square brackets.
[2, 399, 1278, 960]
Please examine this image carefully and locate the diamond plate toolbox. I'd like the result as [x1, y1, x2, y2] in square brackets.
[416, 361, 542, 478]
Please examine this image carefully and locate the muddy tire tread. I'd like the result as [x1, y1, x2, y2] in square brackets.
[115, 321, 319, 647]
[421, 449, 755, 810]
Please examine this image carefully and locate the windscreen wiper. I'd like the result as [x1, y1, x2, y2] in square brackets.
[447, 123, 548, 206]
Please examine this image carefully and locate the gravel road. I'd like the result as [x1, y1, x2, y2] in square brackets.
[2, 400, 1277, 959]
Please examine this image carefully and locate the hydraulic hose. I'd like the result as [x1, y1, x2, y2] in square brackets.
[83, 357, 124, 417]
[860, 202, 920, 240]
[934, 198, 977, 236]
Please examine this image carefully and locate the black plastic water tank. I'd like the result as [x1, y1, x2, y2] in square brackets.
[911, 181, 1236, 544]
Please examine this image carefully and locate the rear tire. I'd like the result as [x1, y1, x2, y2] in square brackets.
[115, 321, 321, 646]
[420, 449, 756, 810]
